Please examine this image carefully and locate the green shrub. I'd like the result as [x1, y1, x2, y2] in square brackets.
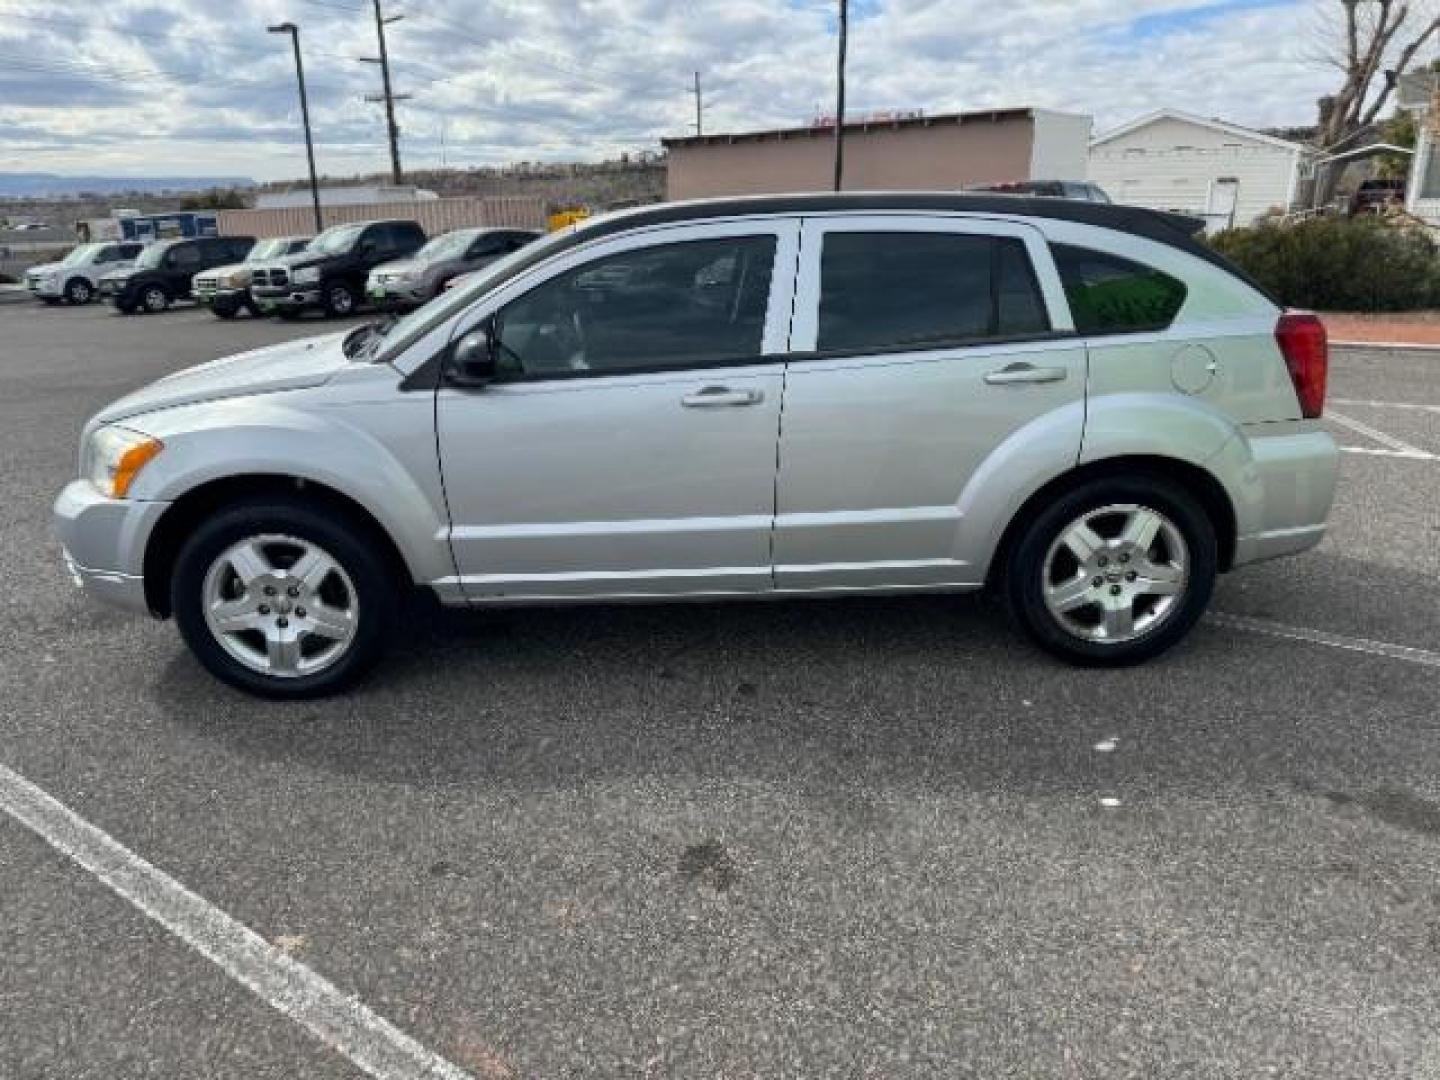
[1209, 217, 1440, 312]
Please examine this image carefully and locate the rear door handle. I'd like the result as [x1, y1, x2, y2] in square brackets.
[682, 386, 764, 408]
[983, 363, 1069, 386]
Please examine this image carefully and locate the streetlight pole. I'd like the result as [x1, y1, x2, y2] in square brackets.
[268, 22, 324, 234]
[833, 0, 848, 192]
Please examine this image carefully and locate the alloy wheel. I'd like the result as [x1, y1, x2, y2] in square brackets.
[1040, 503, 1189, 644]
[67, 280, 92, 303]
[201, 534, 359, 678]
[143, 287, 168, 313]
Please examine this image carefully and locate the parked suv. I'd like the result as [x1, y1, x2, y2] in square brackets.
[26, 242, 144, 305]
[192, 236, 312, 319]
[366, 227, 540, 309]
[54, 193, 1338, 697]
[250, 219, 426, 318]
[100, 236, 256, 314]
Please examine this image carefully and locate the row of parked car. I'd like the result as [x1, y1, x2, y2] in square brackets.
[24, 219, 542, 320]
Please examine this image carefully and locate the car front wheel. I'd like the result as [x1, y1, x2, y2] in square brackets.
[323, 281, 356, 317]
[64, 278, 93, 304]
[141, 285, 169, 313]
[171, 497, 398, 697]
[1005, 476, 1217, 666]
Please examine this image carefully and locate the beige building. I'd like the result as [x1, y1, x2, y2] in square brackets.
[662, 108, 1092, 200]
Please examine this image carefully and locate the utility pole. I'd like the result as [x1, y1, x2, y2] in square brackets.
[361, 0, 407, 185]
[690, 71, 703, 136]
[267, 22, 323, 234]
[833, 0, 848, 192]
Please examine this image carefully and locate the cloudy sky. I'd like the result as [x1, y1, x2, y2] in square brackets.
[0, 0, 1368, 182]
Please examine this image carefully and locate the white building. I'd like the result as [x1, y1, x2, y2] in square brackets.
[1089, 109, 1316, 232]
[1398, 70, 1440, 225]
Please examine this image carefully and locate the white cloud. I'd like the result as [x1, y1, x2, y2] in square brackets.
[0, 0, 1350, 180]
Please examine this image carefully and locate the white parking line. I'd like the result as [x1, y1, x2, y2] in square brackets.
[1327, 410, 1430, 456]
[0, 763, 474, 1080]
[1331, 398, 1440, 416]
[1340, 446, 1440, 461]
[1209, 613, 1440, 670]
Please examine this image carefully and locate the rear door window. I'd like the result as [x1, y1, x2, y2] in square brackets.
[1050, 244, 1188, 335]
[816, 232, 1051, 353]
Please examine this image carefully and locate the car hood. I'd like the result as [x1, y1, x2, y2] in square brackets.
[201, 261, 247, 278]
[370, 257, 422, 277]
[96, 331, 351, 424]
[267, 251, 336, 272]
[27, 261, 62, 276]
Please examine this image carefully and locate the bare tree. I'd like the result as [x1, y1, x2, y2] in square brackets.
[1317, 0, 1440, 148]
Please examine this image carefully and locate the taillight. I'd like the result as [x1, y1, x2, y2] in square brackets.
[1275, 311, 1328, 419]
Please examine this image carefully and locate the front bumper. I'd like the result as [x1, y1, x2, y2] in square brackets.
[195, 286, 249, 308]
[27, 278, 61, 298]
[53, 480, 170, 616]
[367, 280, 429, 306]
[252, 286, 321, 312]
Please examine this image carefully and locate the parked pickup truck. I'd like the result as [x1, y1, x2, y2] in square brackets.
[192, 236, 311, 319]
[26, 242, 145, 305]
[250, 219, 426, 318]
[365, 227, 540, 309]
[100, 236, 256, 314]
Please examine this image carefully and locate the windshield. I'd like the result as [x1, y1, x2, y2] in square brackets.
[135, 243, 173, 269]
[246, 238, 295, 262]
[62, 244, 102, 266]
[414, 230, 475, 261]
[372, 227, 575, 364]
[308, 224, 363, 255]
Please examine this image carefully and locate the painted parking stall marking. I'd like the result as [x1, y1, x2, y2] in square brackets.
[1210, 613, 1440, 670]
[0, 762, 475, 1080]
[1331, 398, 1440, 416]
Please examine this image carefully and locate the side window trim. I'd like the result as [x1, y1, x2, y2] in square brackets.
[788, 214, 1075, 355]
[437, 218, 803, 383]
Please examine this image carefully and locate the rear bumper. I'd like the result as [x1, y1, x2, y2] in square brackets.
[53, 480, 169, 616]
[1230, 428, 1340, 567]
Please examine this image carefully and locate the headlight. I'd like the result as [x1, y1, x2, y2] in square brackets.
[292, 266, 320, 284]
[83, 426, 163, 499]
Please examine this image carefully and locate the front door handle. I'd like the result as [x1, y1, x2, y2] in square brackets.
[682, 386, 764, 408]
[983, 363, 1069, 386]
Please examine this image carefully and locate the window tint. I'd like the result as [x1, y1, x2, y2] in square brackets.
[467, 233, 508, 258]
[494, 235, 776, 378]
[168, 244, 201, 269]
[378, 222, 424, 251]
[817, 232, 1050, 353]
[1050, 244, 1188, 335]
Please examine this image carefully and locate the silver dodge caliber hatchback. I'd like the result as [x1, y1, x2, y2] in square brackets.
[54, 194, 1339, 698]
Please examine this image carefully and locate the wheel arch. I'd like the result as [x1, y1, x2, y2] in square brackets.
[985, 455, 1238, 591]
[142, 474, 413, 617]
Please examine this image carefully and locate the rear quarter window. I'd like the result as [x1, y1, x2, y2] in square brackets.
[1051, 243, 1187, 335]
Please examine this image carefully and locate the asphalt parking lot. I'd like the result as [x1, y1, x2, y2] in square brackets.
[1, 299, 1438, 1079]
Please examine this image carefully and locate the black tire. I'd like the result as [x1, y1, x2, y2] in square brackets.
[322, 280, 357, 318]
[141, 284, 170, 313]
[171, 496, 400, 698]
[64, 278, 94, 304]
[211, 299, 239, 319]
[1004, 474, 1218, 667]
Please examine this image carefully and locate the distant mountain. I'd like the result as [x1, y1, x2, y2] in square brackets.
[0, 173, 255, 198]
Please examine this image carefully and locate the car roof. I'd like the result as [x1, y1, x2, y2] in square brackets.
[524, 191, 1263, 298]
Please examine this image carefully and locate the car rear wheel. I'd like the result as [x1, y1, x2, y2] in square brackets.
[171, 497, 399, 698]
[64, 278, 93, 304]
[141, 285, 169, 313]
[323, 281, 356, 317]
[1005, 476, 1217, 666]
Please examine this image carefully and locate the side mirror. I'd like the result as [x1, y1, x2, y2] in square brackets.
[444, 327, 497, 387]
